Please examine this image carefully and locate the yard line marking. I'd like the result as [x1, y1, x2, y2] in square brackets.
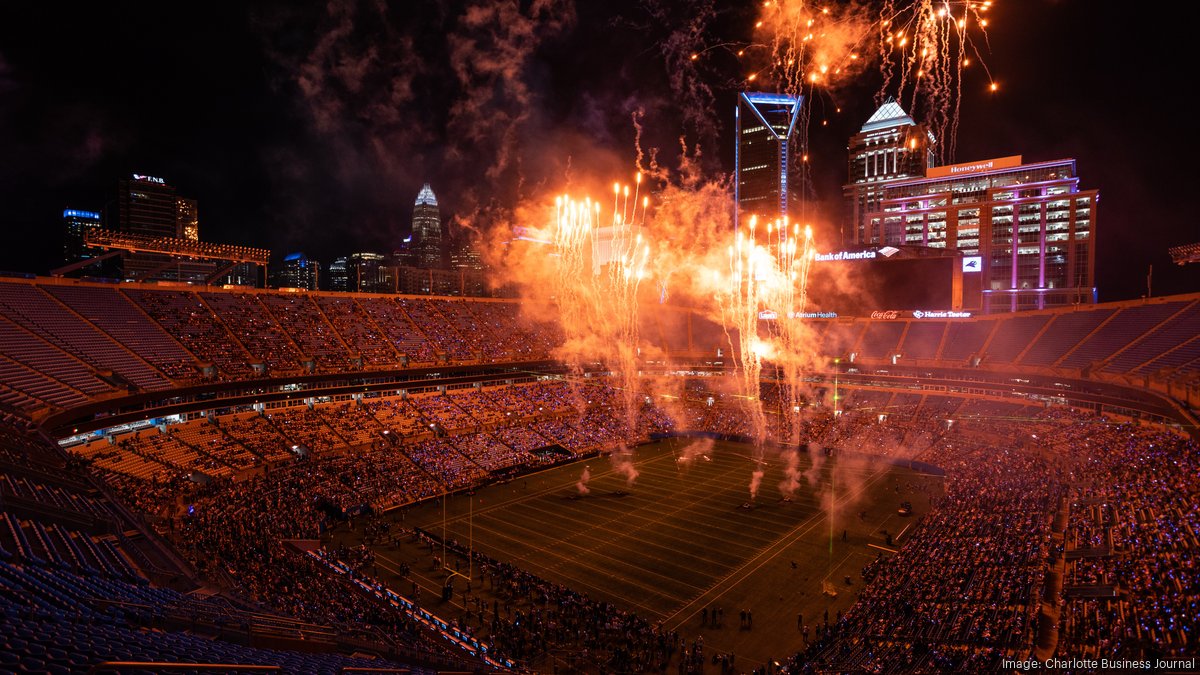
[659, 461, 895, 629]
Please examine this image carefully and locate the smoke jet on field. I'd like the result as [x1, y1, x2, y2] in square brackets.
[778, 446, 801, 499]
[749, 465, 765, 501]
[576, 466, 591, 495]
[806, 442, 825, 488]
[611, 445, 639, 488]
[677, 437, 714, 467]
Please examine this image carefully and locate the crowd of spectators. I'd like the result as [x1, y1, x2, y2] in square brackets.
[403, 438, 488, 490]
[449, 431, 535, 472]
[1047, 420, 1199, 660]
[79, 285, 560, 384]
[154, 457, 448, 660]
[61, 379, 1199, 672]
[258, 294, 352, 372]
[198, 292, 306, 376]
[124, 288, 253, 379]
[314, 295, 402, 367]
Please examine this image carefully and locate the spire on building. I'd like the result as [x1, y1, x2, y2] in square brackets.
[415, 183, 438, 207]
[860, 97, 915, 133]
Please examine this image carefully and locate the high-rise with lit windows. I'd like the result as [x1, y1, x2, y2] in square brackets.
[411, 183, 443, 269]
[107, 173, 200, 241]
[843, 98, 936, 245]
[177, 197, 199, 241]
[735, 92, 802, 230]
[861, 155, 1097, 312]
[273, 252, 319, 290]
[62, 209, 101, 264]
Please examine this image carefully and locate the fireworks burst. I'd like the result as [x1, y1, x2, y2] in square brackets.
[548, 174, 653, 448]
[606, 175, 652, 431]
[714, 215, 817, 478]
[876, 0, 996, 160]
[745, 0, 996, 163]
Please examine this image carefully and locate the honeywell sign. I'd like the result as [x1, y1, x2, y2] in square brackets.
[926, 155, 1022, 178]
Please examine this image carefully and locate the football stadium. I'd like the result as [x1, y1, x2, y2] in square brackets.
[1, 279, 1197, 673]
[2, 1, 1198, 674]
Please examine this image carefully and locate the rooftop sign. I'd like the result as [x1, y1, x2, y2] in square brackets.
[814, 250, 877, 262]
[926, 155, 1022, 179]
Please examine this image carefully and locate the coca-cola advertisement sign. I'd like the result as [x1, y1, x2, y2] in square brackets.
[870, 310, 900, 320]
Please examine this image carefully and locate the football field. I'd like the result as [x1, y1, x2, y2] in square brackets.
[357, 438, 943, 667]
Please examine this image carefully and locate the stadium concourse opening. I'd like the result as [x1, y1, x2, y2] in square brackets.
[0, 277, 1198, 673]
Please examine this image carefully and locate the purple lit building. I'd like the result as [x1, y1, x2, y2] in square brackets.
[854, 154, 1098, 313]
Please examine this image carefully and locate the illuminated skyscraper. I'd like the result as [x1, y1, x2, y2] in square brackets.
[273, 252, 319, 290]
[111, 174, 179, 238]
[328, 257, 349, 292]
[62, 209, 101, 264]
[108, 173, 200, 241]
[735, 92, 803, 230]
[350, 252, 389, 293]
[177, 197, 199, 241]
[411, 183, 443, 269]
[843, 99, 935, 245]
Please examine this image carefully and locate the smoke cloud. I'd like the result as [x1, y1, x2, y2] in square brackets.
[576, 465, 591, 495]
[611, 444, 639, 488]
[676, 437, 714, 467]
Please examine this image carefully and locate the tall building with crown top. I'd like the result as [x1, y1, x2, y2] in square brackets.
[843, 99, 936, 245]
[411, 183, 443, 269]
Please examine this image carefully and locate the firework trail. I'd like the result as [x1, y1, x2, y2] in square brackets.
[547, 175, 652, 473]
[745, 0, 997, 163]
[605, 175, 652, 433]
[716, 215, 818, 501]
[763, 222, 817, 446]
[716, 216, 772, 458]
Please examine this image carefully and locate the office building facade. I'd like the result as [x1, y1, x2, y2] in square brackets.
[864, 155, 1097, 312]
[108, 173, 201, 241]
[328, 257, 349, 292]
[843, 99, 936, 245]
[349, 252, 390, 293]
[735, 92, 803, 230]
[273, 252, 320, 290]
[62, 209, 102, 264]
[111, 174, 180, 238]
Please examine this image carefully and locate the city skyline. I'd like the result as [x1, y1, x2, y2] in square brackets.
[0, 1, 1194, 300]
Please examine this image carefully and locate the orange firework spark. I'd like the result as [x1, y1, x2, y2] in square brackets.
[549, 174, 654, 437]
[746, 0, 997, 163]
[714, 214, 817, 475]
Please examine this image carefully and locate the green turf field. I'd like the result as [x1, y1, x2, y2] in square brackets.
[339, 438, 943, 669]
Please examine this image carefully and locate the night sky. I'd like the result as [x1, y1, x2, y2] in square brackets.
[0, 0, 1193, 301]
